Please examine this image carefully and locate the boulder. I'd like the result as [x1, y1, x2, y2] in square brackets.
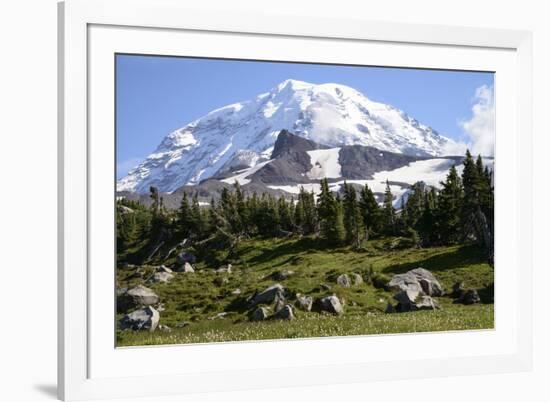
[273, 293, 286, 313]
[231, 288, 242, 295]
[148, 271, 174, 284]
[176, 251, 196, 265]
[119, 306, 159, 331]
[319, 295, 344, 315]
[336, 274, 352, 288]
[393, 287, 421, 306]
[158, 324, 172, 332]
[117, 285, 160, 313]
[274, 304, 295, 320]
[177, 262, 195, 273]
[409, 268, 444, 296]
[295, 294, 313, 312]
[250, 307, 269, 322]
[388, 268, 443, 296]
[352, 273, 364, 286]
[451, 282, 466, 299]
[461, 289, 481, 305]
[250, 284, 285, 305]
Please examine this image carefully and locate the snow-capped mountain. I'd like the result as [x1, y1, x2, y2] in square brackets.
[117, 79, 458, 194]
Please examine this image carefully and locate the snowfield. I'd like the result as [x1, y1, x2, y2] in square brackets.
[221, 159, 273, 185]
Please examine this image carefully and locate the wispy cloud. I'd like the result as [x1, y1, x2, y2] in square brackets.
[460, 85, 495, 157]
[117, 157, 142, 179]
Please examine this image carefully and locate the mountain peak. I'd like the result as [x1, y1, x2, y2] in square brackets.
[118, 80, 457, 194]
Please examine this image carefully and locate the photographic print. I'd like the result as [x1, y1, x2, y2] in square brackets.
[115, 55, 494, 347]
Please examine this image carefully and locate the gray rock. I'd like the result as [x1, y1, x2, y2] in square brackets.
[250, 307, 269, 322]
[231, 288, 242, 295]
[388, 268, 443, 296]
[461, 289, 481, 305]
[177, 262, 195, 273]
[148, 271, 174, 284]
[274, 304, 295, 320]
[117, 285, 160, 313]
[120, 306, 159, 331]
[393, 287, 421, 306]
[273, 293, 286, 313]
[319, 295, 344, 315]
[352, 273, 364, 286]
[158, 324, 172, 332]
[336, 274, 352, 288]
[295, 294, 313, 311]
[251, 284, 285, 305]
[409, 268, 444, 296]
[387, 272, 421, 292]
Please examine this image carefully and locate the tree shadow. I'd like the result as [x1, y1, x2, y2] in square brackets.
[383, 244, 486, 274]
[246, 237, 334, 266]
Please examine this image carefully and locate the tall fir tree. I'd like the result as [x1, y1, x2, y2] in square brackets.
[317, 178, 345, 245]
[437, 165, 463, 243]
[382, 180, 396, 235]
[342, 182, 365, 247]
[359, 184, 381, 235]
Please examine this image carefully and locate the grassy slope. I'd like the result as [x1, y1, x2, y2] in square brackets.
[116, 236, 494, 346]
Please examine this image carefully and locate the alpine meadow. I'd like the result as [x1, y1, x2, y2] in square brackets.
[115, 56, 495, 346]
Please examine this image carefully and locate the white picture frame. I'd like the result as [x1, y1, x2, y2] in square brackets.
[58, 0, 533, 400]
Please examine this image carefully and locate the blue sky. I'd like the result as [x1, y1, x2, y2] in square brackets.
[116, 54, 494, 178]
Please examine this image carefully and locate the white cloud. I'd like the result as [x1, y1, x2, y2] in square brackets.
[117, 157, 142, 179]
[459, 85, 495, 157]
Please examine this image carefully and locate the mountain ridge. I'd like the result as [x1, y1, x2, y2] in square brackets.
[117, 79, 458, 194]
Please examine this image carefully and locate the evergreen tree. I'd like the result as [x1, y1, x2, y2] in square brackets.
[177, 192, 193, 237]
[342, 182, 365, 247]
[437, 165, 463, 243]
[382, 180, 396, 235]
[317, 179, 345, 245]
[359, 184, 381, 235]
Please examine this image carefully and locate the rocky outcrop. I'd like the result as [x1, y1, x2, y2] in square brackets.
[117, 285, 160, 313]
[250, 284, 285, 305]
[120, 306, 160, 331]
[274, 304, 295, 320]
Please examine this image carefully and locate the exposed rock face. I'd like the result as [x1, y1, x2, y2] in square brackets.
[120, 306, 160, 331]
[319, 295, 344, 315]
[177, 262, 195, 273]
[274, 304, 295, 320]
[117, 285, 160, 313]
[336, 274, 352, 288]
[295, 294, 313, 312]
[250, 307, 269, 322]
[250, 284, 285, 305]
